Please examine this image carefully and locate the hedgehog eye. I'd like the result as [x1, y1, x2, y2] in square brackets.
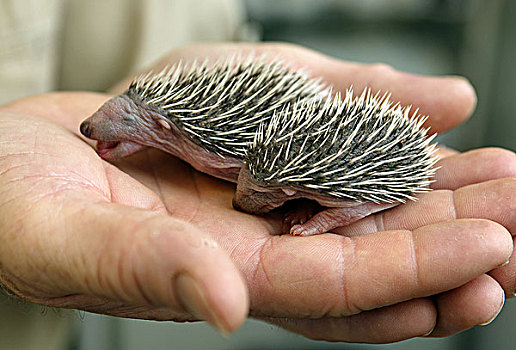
[122, 114, 135, 123]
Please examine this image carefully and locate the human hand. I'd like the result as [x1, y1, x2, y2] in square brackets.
[110, 43, 515, 340]
[0, 43, 514, 344]
[272, 146, 516, 341]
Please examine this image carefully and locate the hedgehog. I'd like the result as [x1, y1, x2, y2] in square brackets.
[80, 57, 438, 236]
[233, 89, 439, 236]
[79, 56, 327, 181]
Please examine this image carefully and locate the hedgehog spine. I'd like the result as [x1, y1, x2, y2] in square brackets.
[246, 87, 439, 204]
[128, 55, 329, 158]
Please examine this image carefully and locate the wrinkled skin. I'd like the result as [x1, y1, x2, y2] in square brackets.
[1, 43, 516, 344]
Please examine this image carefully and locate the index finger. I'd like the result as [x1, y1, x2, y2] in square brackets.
[315, 58, 477, 133]
[246, 219, 511, 318]
[143, 42, 477, 133]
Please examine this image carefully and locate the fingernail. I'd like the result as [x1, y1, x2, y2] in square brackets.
[497, 259, 510, 268]
[479, 292, 505, 326]
[175, 274, 230, 335]
[421, 326, 435, 337]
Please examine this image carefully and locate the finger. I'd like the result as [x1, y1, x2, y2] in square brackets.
[264, 298, 436, 344]
[112, 42, 476, 133]
[432, 148, 516, 190]
[0, 200, 248, 334]
[316, 60, 476, 134]
[0, 113, 248, 333]
[436, 145, 459, 159]
[334, 174, 516, 299]
[247, 219, 511, 318]
[271, 275, 506, 343]
[430, 274, 505, 337]
[335, 147, 516, 237]
[335, 177, 516, 237]
[454, 178, 516, 233]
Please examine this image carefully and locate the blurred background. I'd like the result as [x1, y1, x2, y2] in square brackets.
[245, 0, 516, 153]
[1, 0, 514, 349]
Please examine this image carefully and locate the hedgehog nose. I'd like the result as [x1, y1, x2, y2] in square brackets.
[80, 120, 92, 137]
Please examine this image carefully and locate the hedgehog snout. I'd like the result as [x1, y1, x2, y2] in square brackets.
[232, 192, 269, 214]
[233, 184, 263, 213]
[80, 120, 92, 137]
[233, 186, 282, 214]
[80, 115, 117, 140]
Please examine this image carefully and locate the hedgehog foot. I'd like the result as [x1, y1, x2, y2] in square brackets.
[282, 200, 317, 234]
[290, 202, 398, 236]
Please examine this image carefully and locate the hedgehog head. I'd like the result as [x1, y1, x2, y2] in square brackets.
[80, 56, 329, 162]
[80, 91, 182, 160]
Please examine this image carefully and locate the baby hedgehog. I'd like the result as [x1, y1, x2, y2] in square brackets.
[80, 57, 438, 236]
[233, 89, 438, 236]
[80, 56, 327, 181]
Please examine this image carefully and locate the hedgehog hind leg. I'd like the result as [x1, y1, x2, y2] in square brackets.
[289, 202, 398, 236]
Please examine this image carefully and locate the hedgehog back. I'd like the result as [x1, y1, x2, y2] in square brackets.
[128, 57, 327, 158]
[246, 89, 439, 203]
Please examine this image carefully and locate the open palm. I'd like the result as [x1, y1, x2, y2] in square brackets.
[1, 43, 515, 344]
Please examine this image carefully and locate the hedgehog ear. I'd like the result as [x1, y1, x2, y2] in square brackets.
[281, 188, 296, 196]
[157, 118, 171, 130]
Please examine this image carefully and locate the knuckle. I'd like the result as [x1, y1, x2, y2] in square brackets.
[406, 230, 423, 290]
[337, 236, 362, 315]
[93, 216, 161, 303]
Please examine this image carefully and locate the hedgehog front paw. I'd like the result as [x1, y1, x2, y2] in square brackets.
[290, 224, 320, 236]
[281, 200, 316, 234]
[289, 212, 334, 236]
[289, 202, 400, 236]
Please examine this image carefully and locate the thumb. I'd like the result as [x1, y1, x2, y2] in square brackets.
[1, 199, 248, 334]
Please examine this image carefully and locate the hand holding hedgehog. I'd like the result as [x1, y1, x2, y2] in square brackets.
[80, 57, 438, 235]
[1, 43, 515, 342]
